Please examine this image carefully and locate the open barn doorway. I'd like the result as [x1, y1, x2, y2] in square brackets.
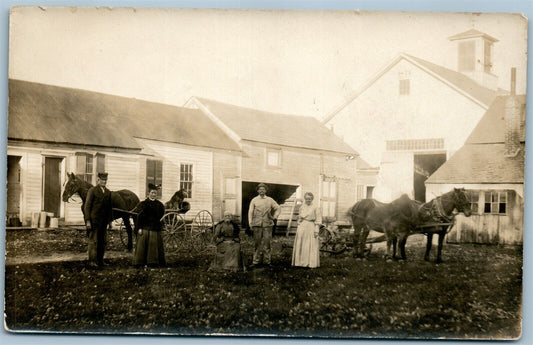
[241, 181, 299, 232]
[414, 153, 446, 202]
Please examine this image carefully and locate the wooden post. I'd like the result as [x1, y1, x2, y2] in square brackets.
[286, 200, 297, 237]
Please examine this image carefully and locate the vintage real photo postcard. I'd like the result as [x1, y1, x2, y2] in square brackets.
[4, 6, 527, 339]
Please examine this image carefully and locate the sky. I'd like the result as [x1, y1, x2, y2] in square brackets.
[8, 7, 528, 120]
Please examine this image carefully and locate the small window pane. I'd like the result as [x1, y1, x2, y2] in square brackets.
[267, 151, 280, 166]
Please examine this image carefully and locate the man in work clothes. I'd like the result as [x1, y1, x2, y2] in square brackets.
[84, 172, 112, 268]
[248, 183, 280, 267]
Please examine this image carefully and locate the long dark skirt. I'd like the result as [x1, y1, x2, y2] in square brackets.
[133, 229, 166, 267]
[209, 240, 245, 272]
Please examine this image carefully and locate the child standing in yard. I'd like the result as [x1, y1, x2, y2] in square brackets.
[292, 192, 321, 268]
[132, 183, 166, 268]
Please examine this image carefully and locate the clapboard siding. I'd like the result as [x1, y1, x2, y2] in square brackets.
[106, 155, 140, 195]
[137, 139, 213, 221]
[428, 183, 523, 244]
[241, 141, 357, 222]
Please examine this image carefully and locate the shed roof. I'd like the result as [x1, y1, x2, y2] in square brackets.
[195, 97, 357, 154]
[8, 79, 241, 151]
[426, 95, 525, 184]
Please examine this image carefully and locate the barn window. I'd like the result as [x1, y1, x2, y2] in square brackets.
[399, 79, 410, 95]
[356, 185, 365, 201]
[180, 163, 194, 198]
[483, 191, 507, 215]
[76, 153, 106, 184]
[484, 40, 492, 73]
[321, 177, 337, 220]
[470, 191, 479, 214]
[458, 40, 475, 72]
[266, 149, 281, 167]
[146, 159, 163, 198]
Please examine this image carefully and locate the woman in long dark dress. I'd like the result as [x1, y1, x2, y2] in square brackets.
[209, 211, 245, 272]
[132, 183, 166, 267]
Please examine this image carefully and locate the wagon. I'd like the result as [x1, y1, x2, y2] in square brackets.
[113, 206, 214, 253]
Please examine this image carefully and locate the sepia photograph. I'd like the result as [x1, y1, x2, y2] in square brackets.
[3, 4, 528, 341]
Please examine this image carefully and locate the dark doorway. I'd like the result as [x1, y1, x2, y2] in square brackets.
[413, 153, 446, 202]
[44, 157, 63, 216]
[241, 181, 299, 228]
[7, 156, 22, 226]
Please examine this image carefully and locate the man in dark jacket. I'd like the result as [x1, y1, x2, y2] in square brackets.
[84, 172, 112, 268]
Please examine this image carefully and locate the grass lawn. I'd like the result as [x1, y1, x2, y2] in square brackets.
[4, 229, 523, 339]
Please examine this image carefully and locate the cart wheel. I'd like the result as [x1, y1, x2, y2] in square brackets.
[161, 212, 186, 253]
[119, 217, 136, 250]
[192, 210, 214, 244]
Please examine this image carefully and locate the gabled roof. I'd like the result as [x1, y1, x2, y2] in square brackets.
[426, 95, 525, 184]
[193, 97, 357, 155]
[448, 29, 499, 43]
[322, 53, 497, 124]
[8, 79, 241, 152]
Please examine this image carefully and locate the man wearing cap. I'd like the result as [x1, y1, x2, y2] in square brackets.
[248, 183, 280, 267]
[84, 172, 112, 268]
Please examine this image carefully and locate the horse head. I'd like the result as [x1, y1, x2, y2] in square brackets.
[62, 172, 90, 202]
[453, 187, 472, 217]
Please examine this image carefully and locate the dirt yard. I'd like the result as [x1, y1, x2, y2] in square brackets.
[3, 228, 523, 339]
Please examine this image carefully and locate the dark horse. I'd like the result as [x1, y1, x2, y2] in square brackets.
[414, 188, 472, 263]
[348, 194, 419, 260]
[62, 172, 140, 251]
[164, 190, 191, 213]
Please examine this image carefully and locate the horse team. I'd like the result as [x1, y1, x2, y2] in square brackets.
[63, 172, 471, 263]
[348, 188, 472, 263]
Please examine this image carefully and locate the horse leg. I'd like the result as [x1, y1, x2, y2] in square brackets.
[435, 230, 446, 264]
[359, 225, 370, 259]
[392, 236, 398, 260]
[352, 224, 361, 258]
[398, 233, 408, 260]
[123, 216, 133, 251]
[424, 233, 433, 261]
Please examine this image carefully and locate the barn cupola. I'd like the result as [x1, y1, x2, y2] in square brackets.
[448, 29, 499, 90]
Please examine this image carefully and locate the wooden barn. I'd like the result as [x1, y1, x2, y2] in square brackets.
[7, 80, 359, 231]
[186, 97, 359, 231]
[323, 29, 501, 203]
[6, 79, 240, 226]
[425, 88, 525, 244]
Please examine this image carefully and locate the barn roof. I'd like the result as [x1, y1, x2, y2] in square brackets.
[8, 79, 241, 151]
[322, 53, 498, 124]
[404, 54, 498, 107]
[426, 95, 525, 184]
[194, 97, 357, 155]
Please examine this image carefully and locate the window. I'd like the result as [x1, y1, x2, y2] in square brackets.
[321, 177, 337, 219]
[386, 138, 444, 151]
[356, 185, 364, 201]
[225, 178, 237, 196]
[180, 163, 193, 198]
[96, 153, 105, 174]
[76, 152, 106, 184]
[484, 41, 492, 73]
[483, 191, 507, 215]
[470, 191, 479, 214]
[266, 149, 281, 167]
[458, 41, 475, 72]
[399, 79, 410, 95]
[146, 159, 163, 198]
